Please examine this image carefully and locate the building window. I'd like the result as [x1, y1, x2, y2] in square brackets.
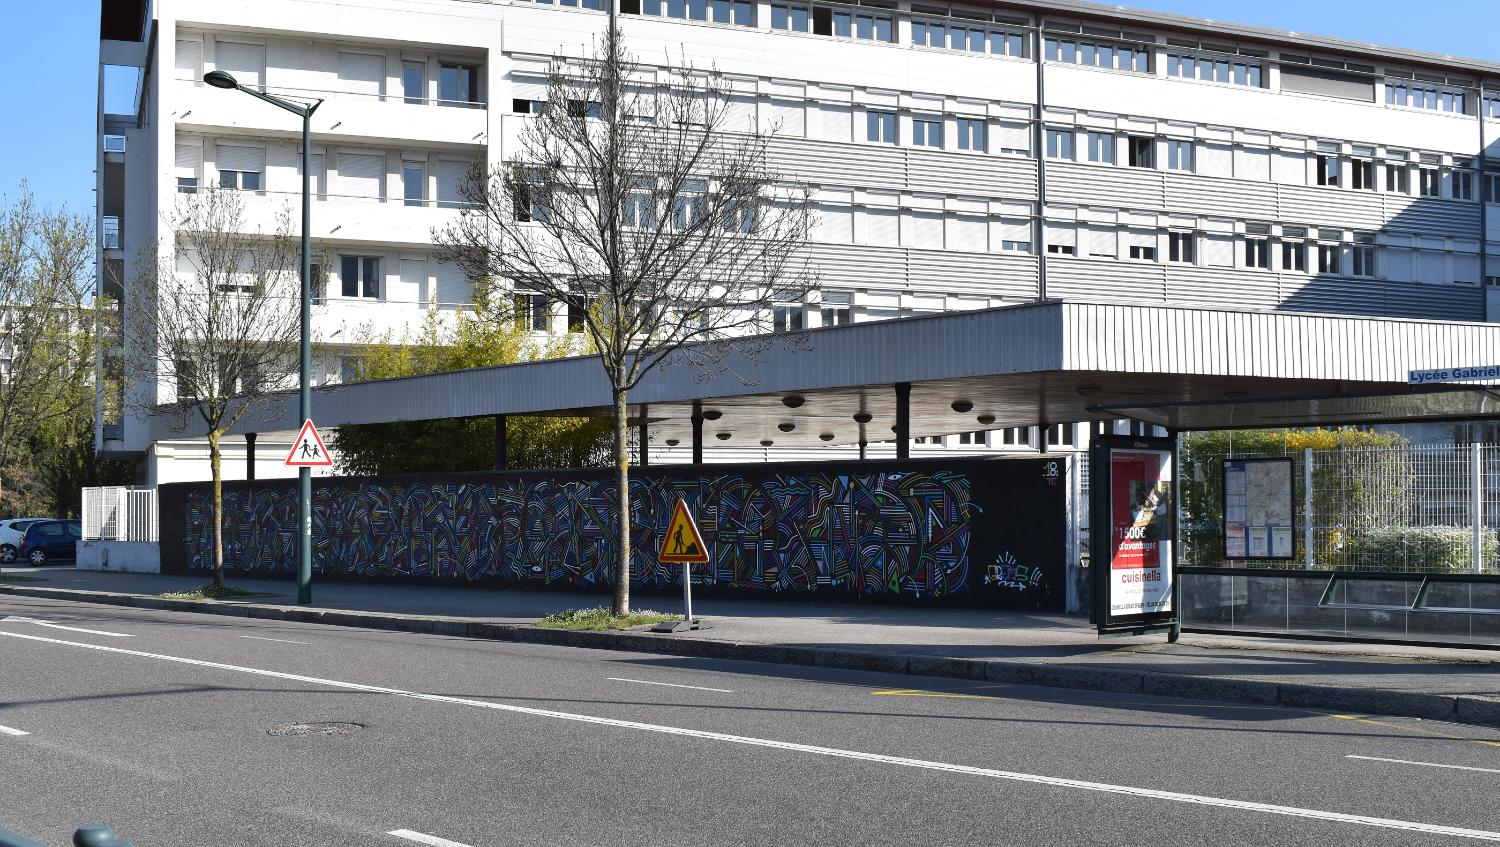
[218, 169, 261, 191]
[1281, 239, 1306, 272]
[402, 163, 425, 207]
[1127, 244, 1156, 261]
[1316, 243, 1340, 274]
[1165, 139, 1194, 172]
[958, 430, 986, 445]
[340, 256, 381, 299]
[1046, 243, 1075, 256]
[821, 291, 852, 326]
[1166, 51, 1263, 87]
[867, 110, 896, 144]
[1350, 241, 1376, 277]
[567, 299, 588, 332]
[1127, 136, 1153, 168]
[402, 61, 425, 104]
[1453, 171, 1474, 201]
[513, 99, 539, 114]
[1419, 167, 1441, 197]
[1167, 232, 1194, 263]
[176, 177, 199, 194]
[1386, 163, 1410, 194]
[1484, 172, 1500, 203]
[1244, 234, 1269, 269]
[912, 19, 1025, 56]
[1351, 158, 1374, 191]
[772, 2, 882, 37]
[912, 117, 943, 149]
[772, 298, 804, 332]
[1045, 128, 1074, 160]
[438, 63, 480, 105]
[1046, 423, 1075, 446]
[1044, 35, 1151, 73]
[1085, 131, 1114, 164]
[956, 118, 986, 152]
[1386, 80, 1466, 113]
[566, 99, 603, 119]
[1316, 151, 1340, 187]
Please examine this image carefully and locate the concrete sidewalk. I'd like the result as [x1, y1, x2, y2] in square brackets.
[4, 565, 1500, 727]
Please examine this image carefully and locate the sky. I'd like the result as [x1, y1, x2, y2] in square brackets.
[0, 0, 1495, 216]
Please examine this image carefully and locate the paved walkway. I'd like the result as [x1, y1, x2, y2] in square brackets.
[6, 565, 1499, 703]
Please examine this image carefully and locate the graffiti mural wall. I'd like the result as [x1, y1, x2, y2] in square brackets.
[159, 458, 1068, 609]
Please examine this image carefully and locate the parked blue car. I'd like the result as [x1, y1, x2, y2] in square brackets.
[16, 519, 81, 566]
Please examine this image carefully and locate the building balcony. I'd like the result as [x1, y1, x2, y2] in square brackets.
[223, 189, 464, 248]
[174, 80, 488, 149]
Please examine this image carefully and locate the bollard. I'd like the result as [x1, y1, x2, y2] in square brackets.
[72, 828, 133, 847]
[0, 826, 48, 847]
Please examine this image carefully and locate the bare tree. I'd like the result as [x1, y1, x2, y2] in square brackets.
[0, 183, 97, 513]
[437, 27, 814, 615]
[122, 186, 302, 588]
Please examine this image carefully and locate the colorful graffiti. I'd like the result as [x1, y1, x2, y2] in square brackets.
[167, 459, 1066, 607]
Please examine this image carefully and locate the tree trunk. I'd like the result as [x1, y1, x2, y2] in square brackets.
[612, 388, 631, 616]
[209, 429, 225, 590]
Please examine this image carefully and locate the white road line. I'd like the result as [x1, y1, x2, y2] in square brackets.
[239, 635, 312, 645]
[388, 829, 478, 847]
[3, 631, 1499, 844]
[1348, 755, 1500, 775]
[607, 677, 733, 693]
[0, 724, 30, 737]
[0, 616, 133, 638]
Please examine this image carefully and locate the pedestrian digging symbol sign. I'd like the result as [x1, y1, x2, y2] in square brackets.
[284, 420, 333, 468]
[658, 498, 709, 564]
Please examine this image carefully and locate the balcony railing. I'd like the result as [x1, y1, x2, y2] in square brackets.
[101, 216, 121, 249]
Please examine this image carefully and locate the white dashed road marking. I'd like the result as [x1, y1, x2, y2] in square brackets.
[1, 615, 132, 637]
[388, 829, 479, 847]
[607, 677, 733, 693]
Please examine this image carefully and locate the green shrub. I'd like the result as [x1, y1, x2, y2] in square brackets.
[1343, 525, 1497, 573]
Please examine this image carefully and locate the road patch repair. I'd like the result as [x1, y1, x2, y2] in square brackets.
[2, 581, 1500, 730]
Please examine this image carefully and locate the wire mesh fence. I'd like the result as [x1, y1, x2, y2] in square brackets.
[81, 487, 158, 543]
[1180, 444, 1500, 574]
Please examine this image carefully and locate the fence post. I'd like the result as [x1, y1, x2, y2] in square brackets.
[1474, 441, 1484, 575]
[1304, 447, 1314, 570]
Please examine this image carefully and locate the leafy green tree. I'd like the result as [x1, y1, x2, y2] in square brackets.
[331, 292, 612, 475]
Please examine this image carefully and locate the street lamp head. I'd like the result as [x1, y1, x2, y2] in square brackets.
[203, 70, 239, 89]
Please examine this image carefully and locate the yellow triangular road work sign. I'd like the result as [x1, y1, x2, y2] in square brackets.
[658, 497, 709, 564]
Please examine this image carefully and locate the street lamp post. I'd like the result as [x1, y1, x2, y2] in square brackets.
[204, 70, 322, 604]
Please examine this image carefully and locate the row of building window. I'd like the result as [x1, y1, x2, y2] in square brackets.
[912, 425, 1076, 447]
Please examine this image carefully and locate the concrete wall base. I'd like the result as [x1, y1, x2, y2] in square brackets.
[78, 540, 161, 573]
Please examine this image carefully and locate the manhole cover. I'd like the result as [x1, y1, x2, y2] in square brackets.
[267, 721, 365, 737]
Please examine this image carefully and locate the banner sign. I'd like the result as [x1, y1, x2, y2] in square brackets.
[1092, 435, 1177, 634]
[1408, 365, 1500, 385]
[1223, 458, 1295, 560]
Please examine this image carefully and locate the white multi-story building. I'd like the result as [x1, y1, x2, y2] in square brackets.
[97, 0, 1498, 483]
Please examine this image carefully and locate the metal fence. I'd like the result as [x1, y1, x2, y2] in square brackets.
[81, 486, 158, 542]
[1180, 444, 1500, 574]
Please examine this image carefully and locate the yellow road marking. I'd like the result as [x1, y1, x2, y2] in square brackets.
[871, 685, 1012, 700]
[1330, 714, 1500, 748]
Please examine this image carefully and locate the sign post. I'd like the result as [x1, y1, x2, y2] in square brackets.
[283, 420, 332, 602]
[1090, 434, 1178, 637]
[652, 497, 710, 633]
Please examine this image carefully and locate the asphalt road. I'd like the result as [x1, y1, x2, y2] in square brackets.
[2, 595, 1499, 847]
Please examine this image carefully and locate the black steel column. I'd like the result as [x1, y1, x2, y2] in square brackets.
[494, 414, 508, 470]
[245, 432, 256, 481]
[691, 401, 704, 465]
[894, 382, 911, 460]
[638, 404, 649, 467]
[858, 440, 867, 461]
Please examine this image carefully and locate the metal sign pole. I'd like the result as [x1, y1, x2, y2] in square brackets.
[683, 562, 693, 623]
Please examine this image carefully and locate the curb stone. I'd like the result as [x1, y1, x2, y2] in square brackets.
[0, 583, 1491, 728]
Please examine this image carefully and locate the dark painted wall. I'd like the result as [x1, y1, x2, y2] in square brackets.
[159, 457, 1067, 610]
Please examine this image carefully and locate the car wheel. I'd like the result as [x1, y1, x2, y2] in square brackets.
[0, 544, 14, 564]
[27, 549, 46, 566]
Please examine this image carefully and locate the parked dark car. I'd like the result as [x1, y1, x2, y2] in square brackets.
[17, 519, 82, 566]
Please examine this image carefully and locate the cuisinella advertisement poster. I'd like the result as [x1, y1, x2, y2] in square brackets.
[1108, 449, 1173, 616]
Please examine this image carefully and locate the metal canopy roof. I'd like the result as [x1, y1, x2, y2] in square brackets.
[165, 302, 1500, 446]
[1095, 385, 1500, 432]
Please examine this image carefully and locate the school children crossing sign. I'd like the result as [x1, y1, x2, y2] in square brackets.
[284, 419, 333, 468]
[658, 498, 709, 564]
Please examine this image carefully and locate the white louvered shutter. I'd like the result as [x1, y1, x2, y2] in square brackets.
[175, 39, 202, 81]
[437, 160, 468, 207]
[723, 95, 757, 132]
[401, 259, 428, 304]
[990, 217, 1031, 250]
[1454, 253, 1479, 284]
[215, 41, 264, 88]
[1202, 234, 1234, 267]
[1123, 229, 1157, 250]
[1273, 150, 1307, 185]
[909, 210, 944, 249]
[1087, 225, 1118, 258]
[511, 78, 549, 102]
[1233, 146, 1270, 181]
[337, 51, 386, 97]
[1198, 143, 1233, 178]
[216, 144, 264, 174]
[337, 153, 385, 199]
[307, 153, 326, 196]
[1385, 248, 1413, 282]
[771, 99, 805, 137]
[175, 140, 202, 180]
[996, 121, 1030, 153]
[864, 207, 899, 246]
[814, 203, 854, 243]
[947, 214, 987, 253]
[436, 261, 471, 307]
[1418, 251, 1445, 284]
[1044, 221, 1076, 251]
[811, 103, 852, 142]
